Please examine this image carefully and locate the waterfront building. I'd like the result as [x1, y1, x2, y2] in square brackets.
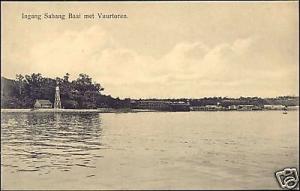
[237, 105, 255, 111]
[34, 99, 52, 109]
[190, 106, 206, 111]
[263, 105, 286, 110]
[228, 105, 237, 110]
[205, 105, 224, 111]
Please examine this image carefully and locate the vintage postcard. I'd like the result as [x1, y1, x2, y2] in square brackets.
[1, 1, 299, 190]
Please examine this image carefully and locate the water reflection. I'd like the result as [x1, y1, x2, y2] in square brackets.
[1, 112, 104, 174]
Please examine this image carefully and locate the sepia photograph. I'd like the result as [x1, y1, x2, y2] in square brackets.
[1, 1, 299, 190]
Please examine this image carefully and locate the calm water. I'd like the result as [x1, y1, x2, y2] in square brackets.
[1, 111, 299, 189]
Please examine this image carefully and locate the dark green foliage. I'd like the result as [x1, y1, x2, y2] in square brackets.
[1, 73, 109, 109]
[61, 100, 79, 109]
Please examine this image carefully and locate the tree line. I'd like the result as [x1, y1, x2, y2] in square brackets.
[1, 73, 130, 109]
[136, 96, 299, 107]
[1, 73, 299, 109]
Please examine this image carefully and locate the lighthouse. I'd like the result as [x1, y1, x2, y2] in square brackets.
[54, 81, 62, 109]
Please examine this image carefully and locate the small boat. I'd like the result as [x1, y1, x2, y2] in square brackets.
[283, 106, 288, 114]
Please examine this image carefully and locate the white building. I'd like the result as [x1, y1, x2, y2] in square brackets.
[263, 105, 286, 110]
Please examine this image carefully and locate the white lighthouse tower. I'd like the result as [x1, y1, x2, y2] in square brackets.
[54, 80, 62, 109]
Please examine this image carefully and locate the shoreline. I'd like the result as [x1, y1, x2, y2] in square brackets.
[1, 107, 298, 113]
[0, 108, 158, 113]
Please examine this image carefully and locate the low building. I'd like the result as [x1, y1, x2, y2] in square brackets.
[205, 105, 224, 111]
[263, 105, 286, 110]
[228, 105, 237, 110]
[237, 105, 255, 111]
[34, 99, 53, 109]
[205, 105, 219, 111]
[190, 106, 206, 111]
[191, 105, 224, 111]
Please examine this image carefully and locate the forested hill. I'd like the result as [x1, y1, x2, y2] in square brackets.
[1, 73, 130, 109]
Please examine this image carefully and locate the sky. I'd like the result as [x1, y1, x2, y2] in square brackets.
[1, 2, 299, 99]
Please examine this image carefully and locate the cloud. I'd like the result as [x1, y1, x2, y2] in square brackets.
[22, 25, 298, 98]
